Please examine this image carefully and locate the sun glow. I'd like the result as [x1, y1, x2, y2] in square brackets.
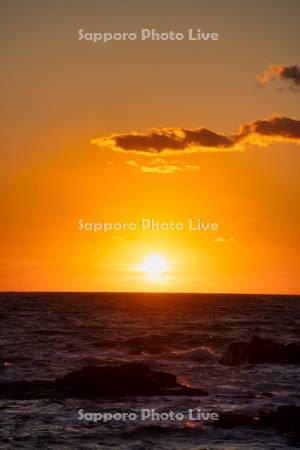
[141, 253, 168, 280]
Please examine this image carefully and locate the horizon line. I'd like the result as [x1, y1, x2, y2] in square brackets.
[0, 290, 299, 297]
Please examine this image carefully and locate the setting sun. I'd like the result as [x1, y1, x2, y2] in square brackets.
[141, 254, 168, 279]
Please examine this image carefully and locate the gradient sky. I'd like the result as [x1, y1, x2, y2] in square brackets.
[1, 0, 300, 293]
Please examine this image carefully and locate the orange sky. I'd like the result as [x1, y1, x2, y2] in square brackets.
[1, 0, 300, 293]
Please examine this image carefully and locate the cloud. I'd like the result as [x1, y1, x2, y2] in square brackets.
[92, 116, 300, 155]
[125, 156, 200, 174]
[92, 127, 236, 154]
[126, 160, 138, 166]
[141, 163, 200, 174]
[238, 116, 300, 145]
[256, 64, 300, 90]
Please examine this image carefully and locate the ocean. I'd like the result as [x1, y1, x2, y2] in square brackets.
[0, 293, 299, 449]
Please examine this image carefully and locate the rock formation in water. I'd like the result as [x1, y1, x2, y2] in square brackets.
[217, 405, 300, 447]
[221, 336, 300, 365]
[0, 362, 208, 399]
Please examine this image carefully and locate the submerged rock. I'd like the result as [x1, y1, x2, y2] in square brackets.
[0, 363, 208, 399]
[221, 336, 300, 365]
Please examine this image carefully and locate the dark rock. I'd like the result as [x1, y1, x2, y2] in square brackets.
[245, 392, 256, 400]
[265, 405, 300, 447]
[218, 412, 260, 428]
[0, 363, 208, 399]
[260, 391, 273, 398]
[56, 363, 184, 396]
[262, 405, 300, 433]
[217, 405, 300, 447]
[221, 336, 300, 365]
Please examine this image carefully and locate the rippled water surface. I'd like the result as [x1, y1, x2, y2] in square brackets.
[0, 293, 299, 449]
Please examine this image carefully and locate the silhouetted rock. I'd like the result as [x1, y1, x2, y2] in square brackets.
[0, 363, 208, 399]
[218, 405, 300, 447]
[221, 336, 300, 365]
[54, 362, 206, 396]
[260, 391, 273, 398]
[218, 412, 258, 428]
[263, 405, 300, 440]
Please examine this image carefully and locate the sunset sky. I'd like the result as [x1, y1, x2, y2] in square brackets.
[1, 0, 300, 293]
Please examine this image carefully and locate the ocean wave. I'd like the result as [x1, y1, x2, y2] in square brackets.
[168, 346, 217, 362]
[75, 345, 217, 367]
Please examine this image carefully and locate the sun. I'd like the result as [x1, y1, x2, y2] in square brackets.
[142, 253, 168, 279]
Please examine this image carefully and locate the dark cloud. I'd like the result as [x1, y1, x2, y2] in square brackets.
[256, 64, 300, 90]
[92, 127, 236, 154]
[238, 116, 300, 143]
[114, 129, 184, 153]
[183, 128, 234, 148]
[281, 65, 300, 86]
[92, 116, 300, 154]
